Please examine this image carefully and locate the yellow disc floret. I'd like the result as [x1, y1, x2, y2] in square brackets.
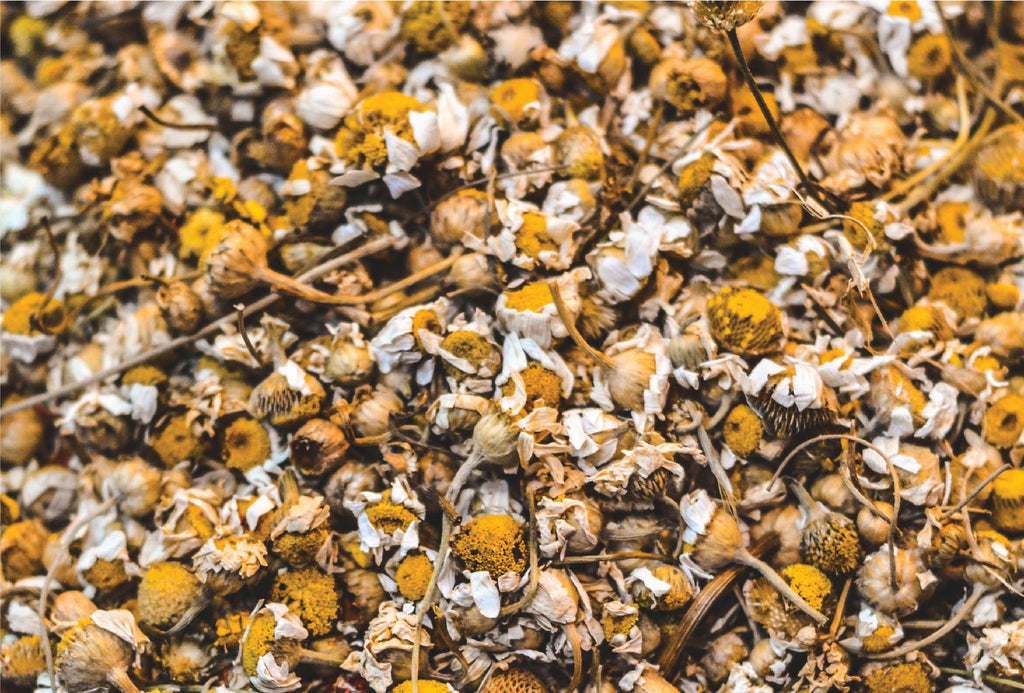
[151, 414, 205, 467]
[861, 625, 897, 653]
[178, 209, 226, 259]
[991, 468, 1024, 535]
[222, 417, 271, 472]
[601, 605, 639, 640]
[138, 561, 204, 630]
[365, 492, 418, 535]
[503, 282, 553, 312]
[410, 309, 442, 351]
[515, 212, 557, 261]
[985, 393, 1024, 448]
[0, 635, 46, 686]
[441, 331, 495, 379]
[987, 282, 1020, 310]
[490, 78, 543, 127]
[241, 612, 279, 676]
[122, 365, 168, 387]
[706, 287, 784, 355]
[393, 681, 450, 693]
[502, 363, 563, 411]
[452, 515, 527, 576]
[781, 563, 832, 612]
[1, 292, 63, 335]
[399, 1, 471, 54]
[335, 92, 431, 170]
[395, 553, 434, 601]
[927, 267, 987, 321]
[271, 566, 339, 636]
[863, 661, 933, 693]
[722, 404, 764, 457]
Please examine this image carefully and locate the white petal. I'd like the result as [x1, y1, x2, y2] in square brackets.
[469, 571, 501, 618]
[409, 110, 441, 154]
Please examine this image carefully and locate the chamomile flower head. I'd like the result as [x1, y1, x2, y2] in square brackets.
[452, 514, 527, 577]
[335, 91, 433, 172]
[706, 287, 785, 356]
[270, 566, 339, 636]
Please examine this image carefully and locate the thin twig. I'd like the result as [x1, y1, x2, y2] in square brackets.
[139, 105, 217, 131]
[939, 464, 1011, 520]
[235, 306, 263, 367]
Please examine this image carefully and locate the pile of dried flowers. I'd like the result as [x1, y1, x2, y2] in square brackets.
[2, 1, 1023, 693]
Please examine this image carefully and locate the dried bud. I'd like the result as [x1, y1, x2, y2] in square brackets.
[156, 281, 204, 333]
[290, 418, 349, 476]
[691, 1, 764, 31]
[201, 220, 268, 299]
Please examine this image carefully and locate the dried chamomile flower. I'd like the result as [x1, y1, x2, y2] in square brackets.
[56, 611, 149, 693]
[452, 514, 527, 578]
[0, 395, 46, 464]
[984, 393, 1024, 448]
[290, 418, 348, 476]
[0, 635, 46, 687]
[722, 404, 764, 458]
[991, 468, 1024, 535]
[0, 519, 48, 581]
[222, 416, 272, 472]
[137, 561, 205, 631]
[394, 553, 434, 602]
[746, 359, 839, 436]
[495, 272, 587, 349]
[150, 413, 206, 466]
[192, 533, 268, 596]
[480, 666, 550, 693]
[271, 565, 339, 637]
[856, 547, 929, 616]
[490, 78, 545, 128]
[973, 123, 1024, 213]
[706, 287, 785, 356]
[862, 662, 934, 693]
[629, 563, 695, 611]
[790, 482, 863, 577]
[691, 1, 764, 31]
[335, 91, 435, 172]
[240, 604, 310, 692]
[651, 56, 728, 116]
[158, 637, 213, 684]
[398, 1, 471, 54]
[746, 563, 831, 641]
[249, 361, 325, 428]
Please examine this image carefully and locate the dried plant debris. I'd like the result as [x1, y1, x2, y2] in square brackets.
[3, 1, 1024, 693]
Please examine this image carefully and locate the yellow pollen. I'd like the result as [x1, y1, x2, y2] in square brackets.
[2, 292, 64, 335]
[222, 417, 271, 472]
[491, 78, 542, 126]
[985, 394, 1024, 448]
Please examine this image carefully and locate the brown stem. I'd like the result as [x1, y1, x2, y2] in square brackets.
[626, 99, 665, 194]
[865, 585, 986, 660]
[940, 464, 1011, 520]
[254, 252, 461, 306]
[0, 236, 398, 418]
[565, 622, 584, 693]
[725, 28, 840, 213]
[139, 105, 217, 131]
[547, 282, 615, 370]
[657, 534, 778, 679]
[411, 450, 489, 690]
[297, 648, 347, 668]
[552, 551, 674, 566]
[736, 550, 829, 626]
[236, 307, 263, 367]
[107, 669, 144, 693]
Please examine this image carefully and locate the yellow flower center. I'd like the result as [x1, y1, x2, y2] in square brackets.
[178, 209, 227, 260]
[151, 415, 205, 467]
[515, 212, 557, 260]
[395, 553, 434, 601]
[985, 394, 1024, 448]
[452, 514, 526, 576]
[270, 566, 339, 636]
[2, 292, 64, 335]
[366, 494, 418, 535]
[223, 417, 271, 472]
[782, 563, 832, 612]
[722, 404, 764, 457]
[491, 78, 542, 126]
[706, 286, 784, 355]
[886, 1, 922, 22]
[503, 282, 554, 312]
